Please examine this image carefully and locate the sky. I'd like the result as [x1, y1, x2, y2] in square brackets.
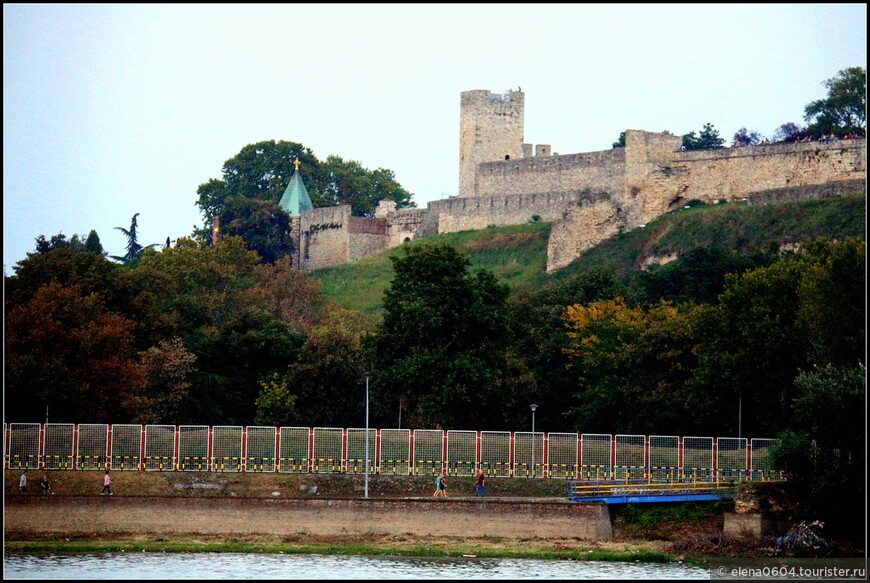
[3, 4, 867, 271]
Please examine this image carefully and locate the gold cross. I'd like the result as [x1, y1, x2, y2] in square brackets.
[294, 158, 301, 171]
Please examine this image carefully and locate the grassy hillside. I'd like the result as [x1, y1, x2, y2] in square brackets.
[314, 194, 866, 325]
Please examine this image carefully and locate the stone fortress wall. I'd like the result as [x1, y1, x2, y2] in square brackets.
[296, 88, 866, 273]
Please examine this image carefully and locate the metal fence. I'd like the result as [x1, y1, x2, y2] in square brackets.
[3, 423, 783, 480]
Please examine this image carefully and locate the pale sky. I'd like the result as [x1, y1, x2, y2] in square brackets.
[3, 4, 866, 270]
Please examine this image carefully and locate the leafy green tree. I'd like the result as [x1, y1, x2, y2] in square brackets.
[682, 123, 725, 150]
[366, 242, 521, 430]
[562, 299, 701, 434]
[772, 364, 865, 541]
[804, 66, 866, 137]
[772, 122, 807, 143]
[129, 236, 306, 424]
[731, 127, 763, 146]
[612, 131, 626, 148]
[255, 316, 365, 428]
[195, 140, 415, 259]
[635, 246, 775, 306]
[507, 267, 624, 431]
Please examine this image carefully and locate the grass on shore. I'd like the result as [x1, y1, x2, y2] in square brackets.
[4, 533, 677, 563]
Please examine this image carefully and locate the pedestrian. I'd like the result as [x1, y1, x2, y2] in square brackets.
[100, 470, 113, 495]
[19, 470, 28, 493]
[433, 473, 447, 497]
[475, 468, 487, 497]
[40, 474, 52, 495]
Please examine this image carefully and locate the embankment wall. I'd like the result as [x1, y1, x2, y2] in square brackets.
[5, 496, 613, 540]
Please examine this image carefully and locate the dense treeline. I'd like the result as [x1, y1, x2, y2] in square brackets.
[4, 206, 864, 540]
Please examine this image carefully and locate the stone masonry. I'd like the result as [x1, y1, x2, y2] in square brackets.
[294, 89, 866, 273]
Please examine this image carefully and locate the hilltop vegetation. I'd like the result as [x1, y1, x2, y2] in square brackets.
[314, 194, 866, 323]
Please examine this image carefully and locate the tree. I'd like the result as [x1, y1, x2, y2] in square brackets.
[112, 213, 158, 264]
[195, 140, 415, 257]
[772, 122, 807, 143]
[129, 337, 197, 424]
[366, 242, 520, 429]
[732, 127, 763, 146]
[773, 364, 865, 541]
[804, 66, 866, 137]
[5, 282, 144, 422]
[682, 123, 725, 150]
[612, 131, 626, 148]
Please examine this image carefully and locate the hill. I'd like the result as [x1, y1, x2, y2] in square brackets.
[313, 193, 866, 325]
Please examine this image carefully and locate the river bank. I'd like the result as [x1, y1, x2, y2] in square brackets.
[4, 470, 861, 561]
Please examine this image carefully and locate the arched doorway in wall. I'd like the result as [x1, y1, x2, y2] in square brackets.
[403, 237, 411, 243]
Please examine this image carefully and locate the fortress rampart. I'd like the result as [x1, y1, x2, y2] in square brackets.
[294, 89, 866, 274]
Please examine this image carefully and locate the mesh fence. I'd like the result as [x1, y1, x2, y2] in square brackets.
[8, 423, 41, 469]
[178, 426, 209, 471]
[312, 428, 343, 473]
[110, 425, 142, 470]
[514, 432, 544, 478]
[279, 427, 310, 473]
[480, 431, 511, 476]
[717, 437, 748, 480]
[4, 423, 782, 480]
[212, 426, 243, 472]
[682, 436, 714, 481]
[614, 434, 646, 480]
[379, 429, 410, 475]
[446, 430, 477, 476]
[580, 434, 612, 479]
[413, 429, 444, 476]
[546, 433, 578, 478]
[346, 428, 376, 474]
[649, 435, 680, 481]
[750, 438, 780, 479]
[144, 425, 176, 470]
[77, 424, 108, 470]
[43, 424, 75, 469]
[245, 426, 276, 472]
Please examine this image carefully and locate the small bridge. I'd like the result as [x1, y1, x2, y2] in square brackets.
[568, 478, 746, 504]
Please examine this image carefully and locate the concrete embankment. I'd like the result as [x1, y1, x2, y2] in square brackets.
[5, 496, 613, 540]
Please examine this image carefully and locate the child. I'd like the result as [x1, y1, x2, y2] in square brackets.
[101, 470, 112, 495]
[40, 474, 52, 495]
[432, 474, 447, 497]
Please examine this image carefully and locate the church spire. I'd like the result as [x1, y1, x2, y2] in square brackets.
[279, 158, 314, 216]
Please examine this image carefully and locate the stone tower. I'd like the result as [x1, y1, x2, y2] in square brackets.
[458, 89, 525, 197]
[279, 159, 314, 270]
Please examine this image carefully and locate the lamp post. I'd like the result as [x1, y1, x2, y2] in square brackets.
[530, 404, 538, 478]
[363, 372, 371, 499]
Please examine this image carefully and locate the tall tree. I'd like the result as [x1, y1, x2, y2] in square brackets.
[366, 242, 521, 430]
[804, 66, 866, 136]
[195, 140, 415, 259]
[5, 282, 144, 422]
[682, 123, 725, 150]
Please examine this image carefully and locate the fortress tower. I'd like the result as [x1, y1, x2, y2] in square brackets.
[459, 89, 525, 197]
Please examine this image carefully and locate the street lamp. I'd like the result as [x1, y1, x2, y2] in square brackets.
[530, 404, 538, 478]
[363, 372, 372, 499]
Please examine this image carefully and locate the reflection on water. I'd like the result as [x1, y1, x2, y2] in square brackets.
[5, 552, 708, 579]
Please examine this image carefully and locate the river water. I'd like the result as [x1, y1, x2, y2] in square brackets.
[5, 552, 708, 579]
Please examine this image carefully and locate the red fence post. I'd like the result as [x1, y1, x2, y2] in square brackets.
[106, 425, 113, 470]
[274, 427, 281, 473]
[140, 426, 146, 471]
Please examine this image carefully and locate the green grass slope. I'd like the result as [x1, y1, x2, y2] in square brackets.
[314, 194, 866, 325]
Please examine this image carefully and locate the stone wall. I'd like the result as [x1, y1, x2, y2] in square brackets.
[300, 206, 352, 272]
[5, 496, 614, 540]
[432, 191, 585, 234]
[476, 148, 626, 197]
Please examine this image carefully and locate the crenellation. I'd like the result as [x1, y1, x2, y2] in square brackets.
[290, 88, 866, 274]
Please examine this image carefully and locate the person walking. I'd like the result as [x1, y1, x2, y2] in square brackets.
[475, 469, 487, 497]
[433, 474, 447, 497]
[100, 470, 113, 495]
[19, 470, 28, 493]
[40, 474, 52, 495]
